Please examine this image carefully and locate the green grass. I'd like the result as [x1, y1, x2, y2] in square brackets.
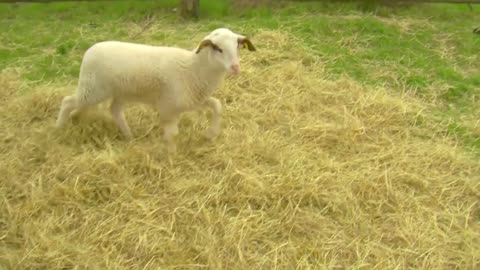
[0, 1, 478, 153]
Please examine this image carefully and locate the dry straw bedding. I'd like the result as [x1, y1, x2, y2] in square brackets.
[0, 30, 479, 269]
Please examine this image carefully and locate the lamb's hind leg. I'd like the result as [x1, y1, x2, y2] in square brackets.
[56, 95, 78, 128]
[110, 98, 133, 140]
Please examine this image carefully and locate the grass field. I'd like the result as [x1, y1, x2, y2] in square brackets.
[0, 0, 479, 269]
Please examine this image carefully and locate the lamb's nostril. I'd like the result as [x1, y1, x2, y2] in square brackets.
[231, 64, 240, 74]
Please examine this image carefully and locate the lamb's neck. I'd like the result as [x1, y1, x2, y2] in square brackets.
[190, 53, 225, 84]
[182, 53, 225, 100]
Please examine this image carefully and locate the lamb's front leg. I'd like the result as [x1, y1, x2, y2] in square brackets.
[202, 97, 222, 139]
[163, 116, 180, 154]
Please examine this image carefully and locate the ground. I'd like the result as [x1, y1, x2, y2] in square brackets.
[0, 1, 479, 269]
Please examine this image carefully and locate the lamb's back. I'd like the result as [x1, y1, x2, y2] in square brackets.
[79, 41, 192, 100]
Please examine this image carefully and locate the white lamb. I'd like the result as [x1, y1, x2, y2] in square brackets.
[55, 28, 256, 153]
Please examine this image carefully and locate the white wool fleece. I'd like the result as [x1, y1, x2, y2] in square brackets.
[55, 28, 256, 153]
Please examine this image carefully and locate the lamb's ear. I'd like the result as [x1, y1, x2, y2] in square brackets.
[196, 39, 223, 54]
[238, 37, 256, 52]
[196, 39, 214, 54]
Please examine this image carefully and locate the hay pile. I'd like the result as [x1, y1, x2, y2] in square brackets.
[0, 30, 479, 269]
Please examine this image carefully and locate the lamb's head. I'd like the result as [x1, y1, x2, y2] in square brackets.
[195, 28, 256, 75]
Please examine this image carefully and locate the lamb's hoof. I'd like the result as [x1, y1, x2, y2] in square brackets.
[55, 122, 64, 128]
[167, 144, 177, 155]
[123, 134, 133, 141]
[203, 127, 220, 140]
